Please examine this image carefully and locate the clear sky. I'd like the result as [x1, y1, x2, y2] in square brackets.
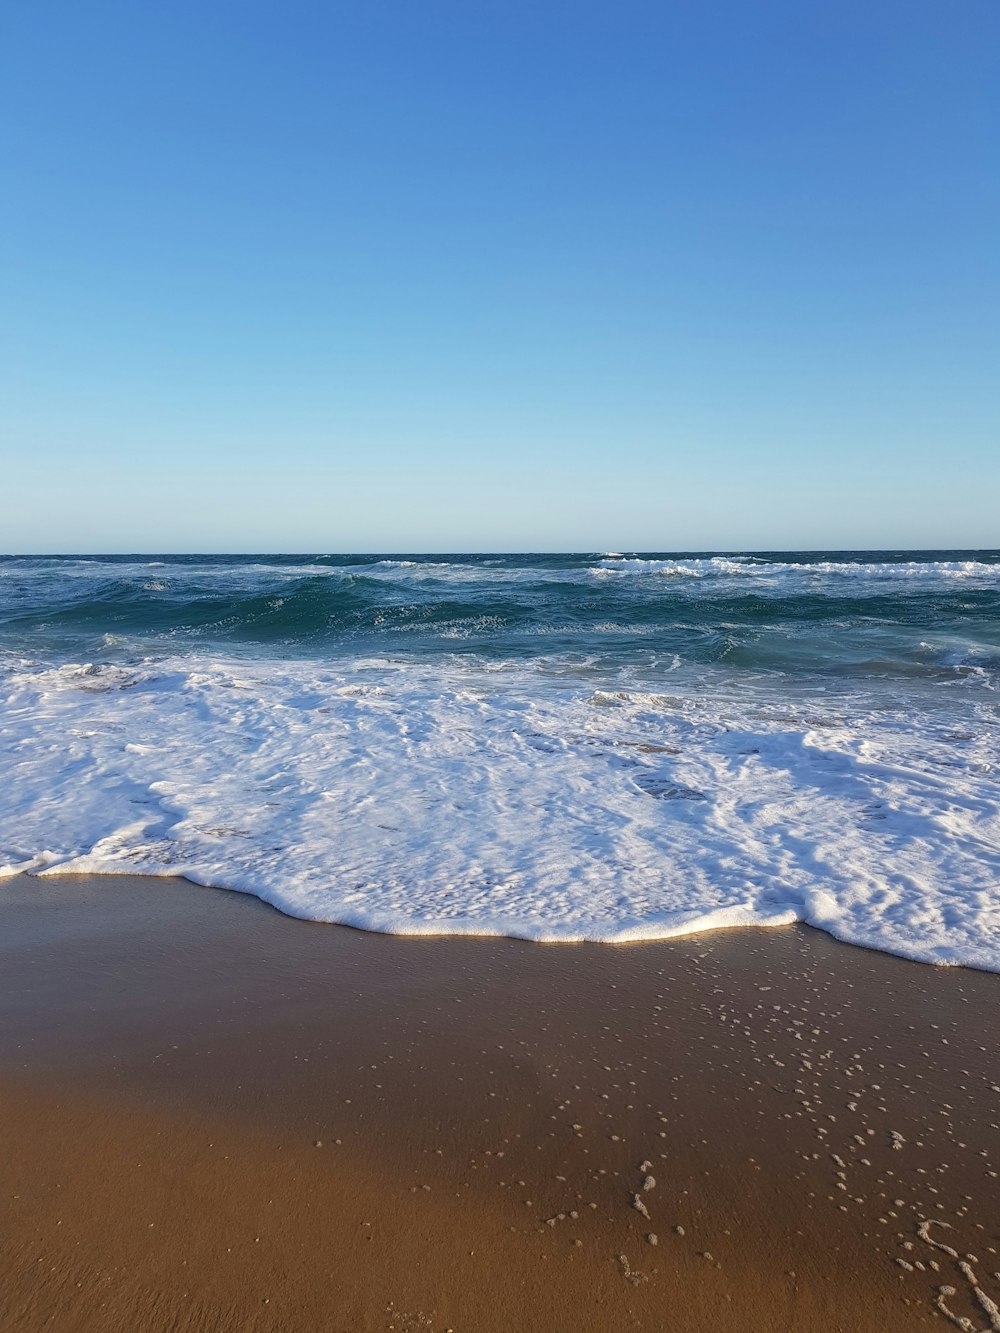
[2, 0, 997, 552]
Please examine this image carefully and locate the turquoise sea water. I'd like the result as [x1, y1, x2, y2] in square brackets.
[2, 551, 999, 673]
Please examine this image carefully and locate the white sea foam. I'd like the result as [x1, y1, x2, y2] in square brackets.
[591, 556, 1000, 587]
[2, 652, 999, 968]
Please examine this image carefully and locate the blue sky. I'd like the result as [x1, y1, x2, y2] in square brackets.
[2, 0, 997, 552]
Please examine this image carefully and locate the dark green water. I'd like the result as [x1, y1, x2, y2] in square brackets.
[2, 552, 998, 682]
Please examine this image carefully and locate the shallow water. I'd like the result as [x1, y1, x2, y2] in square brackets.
[2, 551, 998, 966]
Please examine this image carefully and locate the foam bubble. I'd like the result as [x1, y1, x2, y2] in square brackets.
[2, 652, 998, 968]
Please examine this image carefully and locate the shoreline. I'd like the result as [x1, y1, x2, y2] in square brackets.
[2, 872, 999, 1331]
[15, 865, 998, 973]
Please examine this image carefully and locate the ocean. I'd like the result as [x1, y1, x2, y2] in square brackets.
[2, 551, 998, 967]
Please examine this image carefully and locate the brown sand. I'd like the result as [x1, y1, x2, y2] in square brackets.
[2, 872, 999, 1332]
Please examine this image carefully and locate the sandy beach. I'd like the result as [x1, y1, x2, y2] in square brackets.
[2, 872, 999, 1332]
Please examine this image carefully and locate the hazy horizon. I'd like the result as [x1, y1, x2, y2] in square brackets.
[5, 546, 1000, 560]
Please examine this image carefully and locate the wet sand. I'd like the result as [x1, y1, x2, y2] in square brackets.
[1, 872, 999, 1332]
